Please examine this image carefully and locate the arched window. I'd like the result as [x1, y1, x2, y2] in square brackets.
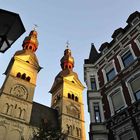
[29, 46, 32, 50]
[75, 96, 78, 102]
[26, 76, 31, 82]
[72, 94, 74, 100]
[16, 72, 21, 78]
[68, 93, 71, 99]
[21, 73, 26, 80]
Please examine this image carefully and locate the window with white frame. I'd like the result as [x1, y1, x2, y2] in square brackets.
[90, 76, 97, 91]
[131, 17, 139, 25]
[93, 102, 101, 123]
[110, 88, 125, 112]
[105, 63, 116, 82]
[117, 44, 136, 70]
[134, 35, 140, 50]
[129, 76, 140, 100]
[121, 50, 134, 67]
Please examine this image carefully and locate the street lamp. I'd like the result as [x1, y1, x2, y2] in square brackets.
[0, 9, 25, 53]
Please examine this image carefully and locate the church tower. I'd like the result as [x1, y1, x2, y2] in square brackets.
[0, 30, 41, 139]
[50, 45, 86, 140]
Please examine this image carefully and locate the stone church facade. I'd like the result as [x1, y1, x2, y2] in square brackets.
[0, 30, 86, 140]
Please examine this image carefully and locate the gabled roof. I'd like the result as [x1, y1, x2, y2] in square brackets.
[50, 69, 84, 93]
[14, 49, 40, 68]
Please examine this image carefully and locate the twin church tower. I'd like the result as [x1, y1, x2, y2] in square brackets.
[0, 30, 86, 140]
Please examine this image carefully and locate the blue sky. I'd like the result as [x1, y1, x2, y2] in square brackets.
[1, 0, 140, 139]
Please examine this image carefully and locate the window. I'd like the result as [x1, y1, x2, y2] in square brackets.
[72, 94, 74, 100]
[93, 103, 101, 123]
[16, 72, 21, 78]
[110, 89, 125, 112]
[137, 36, 140, 42]
[132, 17, 139, 25]
[106, 68, 116, 81]
[105, 63, 116, 82]
[21, 73, 26, 80]
[75, 96, 78, 102]
[29, 46, 32, 50]
[26, 76, 31, 82]
[117, 44, 136, 70]
[121, 50, 134, 67]
[90, 77, 97, 91]
[68, 93, 71, 99]
[134, 35, 140, 50]
[130, 76, 140, 100]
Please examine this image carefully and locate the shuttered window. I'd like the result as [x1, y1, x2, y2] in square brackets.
[130, 76, 140, 100]
[111, 89, 125, 112]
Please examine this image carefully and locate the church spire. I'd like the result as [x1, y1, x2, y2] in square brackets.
[22, 29, 38, 52]
[60, 43, 74, 71]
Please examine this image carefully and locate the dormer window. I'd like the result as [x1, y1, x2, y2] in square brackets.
[131, 17, 139, 25]
[116, 33, 123, 41]
[102, 47, 108, 54]
[99, 42, 110, 54]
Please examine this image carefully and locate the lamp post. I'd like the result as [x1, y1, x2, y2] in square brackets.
[0, 9, 25, 53]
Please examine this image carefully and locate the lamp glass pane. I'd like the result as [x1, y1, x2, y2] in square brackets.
[0, 41, 8, 52]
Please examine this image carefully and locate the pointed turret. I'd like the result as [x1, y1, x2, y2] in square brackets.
[22, 29, 38, 52]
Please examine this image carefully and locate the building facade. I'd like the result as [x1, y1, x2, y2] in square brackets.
[84, 11, 140, 140]
[0, 29, 86, 140]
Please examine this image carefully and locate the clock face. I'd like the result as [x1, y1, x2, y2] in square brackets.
[11, 84, 28, 99]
